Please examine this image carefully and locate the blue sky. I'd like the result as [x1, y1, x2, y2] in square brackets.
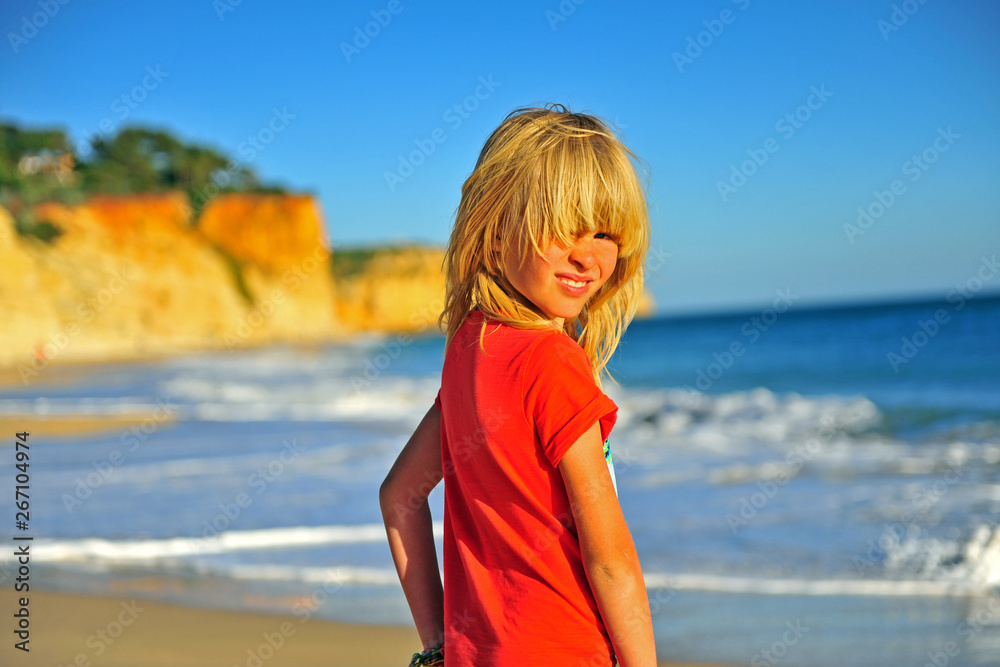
[1, 0, 997, 315]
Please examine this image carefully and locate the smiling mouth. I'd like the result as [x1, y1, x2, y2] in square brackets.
[557, 276, 590, 289]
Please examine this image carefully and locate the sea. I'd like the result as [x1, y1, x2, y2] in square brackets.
[2, 293, 999, 666]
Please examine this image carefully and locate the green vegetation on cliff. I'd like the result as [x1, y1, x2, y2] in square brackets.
[331, 247, 381, 281]
[0, 120, 286, 237]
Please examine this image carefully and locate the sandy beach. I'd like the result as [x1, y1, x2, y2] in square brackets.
[0, 589, 734, 667]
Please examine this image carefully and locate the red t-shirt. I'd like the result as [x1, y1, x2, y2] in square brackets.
[434, 309, 619, 665]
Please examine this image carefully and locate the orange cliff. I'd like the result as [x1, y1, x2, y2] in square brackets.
[199, 194, 327, 272]
[198, 193, 338, 342]
[0, 192, 345, 377]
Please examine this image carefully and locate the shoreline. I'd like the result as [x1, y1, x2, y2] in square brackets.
[0, 328, 448, 391]
[0, 336, 349, 390]
[0, 589, 735, 666]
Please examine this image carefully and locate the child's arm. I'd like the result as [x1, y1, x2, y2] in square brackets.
[379, 404, 445, 650]
[559, 421, 657, 667]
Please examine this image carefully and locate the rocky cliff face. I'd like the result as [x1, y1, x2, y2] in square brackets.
[334, 247, 447, 334]
[198, 194, 338, 343]
[199, 194, 328, 272]
[1, 192, 342, 380]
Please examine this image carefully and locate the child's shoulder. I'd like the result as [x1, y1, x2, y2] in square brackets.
[526, 328, 584, 357]
[520, 331, 595, 385]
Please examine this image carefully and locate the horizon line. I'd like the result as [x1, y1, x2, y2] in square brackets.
[650, 288, 1000, 321]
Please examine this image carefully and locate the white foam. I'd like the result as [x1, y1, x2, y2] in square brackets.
[6, 523, 444, 564]
[642, 572, 991, 597]
[162, 374, 438, 422]
[0, 370, 882, 443]
[222, 565, 983, 596]
[609, 386, 883, 458]
[212, 563, 400, 586]
[882, 523, 1000, 589]
[0, 397, 186, 418]
[7, 521, 996, 598]
[0, 376, 439, 423]
[602, 387, 1000, 494]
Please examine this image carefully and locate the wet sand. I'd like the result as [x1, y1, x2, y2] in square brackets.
[0, 589, 734, 666]
[0, 415, 176, 441]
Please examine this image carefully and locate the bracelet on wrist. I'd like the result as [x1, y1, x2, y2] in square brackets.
[409, 644, 444, 666]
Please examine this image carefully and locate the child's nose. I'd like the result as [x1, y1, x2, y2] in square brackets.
[568, 237, 597, 269]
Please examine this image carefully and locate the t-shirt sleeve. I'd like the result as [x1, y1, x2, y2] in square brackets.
[434, 388, 442, 411]
[522, 333, 618, 468]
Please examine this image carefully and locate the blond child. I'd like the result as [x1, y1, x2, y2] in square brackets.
[380, 104, 656, 666]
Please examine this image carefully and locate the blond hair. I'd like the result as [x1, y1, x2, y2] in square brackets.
[439, 104, 651, 388]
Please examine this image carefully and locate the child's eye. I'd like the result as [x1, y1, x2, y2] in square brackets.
[594, 232, 617, 243]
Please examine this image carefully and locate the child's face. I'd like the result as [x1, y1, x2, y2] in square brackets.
[501, 231, 618, 326]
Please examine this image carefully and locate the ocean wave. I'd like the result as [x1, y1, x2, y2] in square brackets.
[159, 564, 1000, 596]
[881, 523, 1000, 589]
[6, 522, 997, 598]
[0, 375, 440, 423]
[0, 378, 970, 456]
[6, 383, 994, 492]
[612, 386, 882, 451]
[2, 523, 443, 563]
[642, 573, 989, 597]
[0, 397, 183, 418]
